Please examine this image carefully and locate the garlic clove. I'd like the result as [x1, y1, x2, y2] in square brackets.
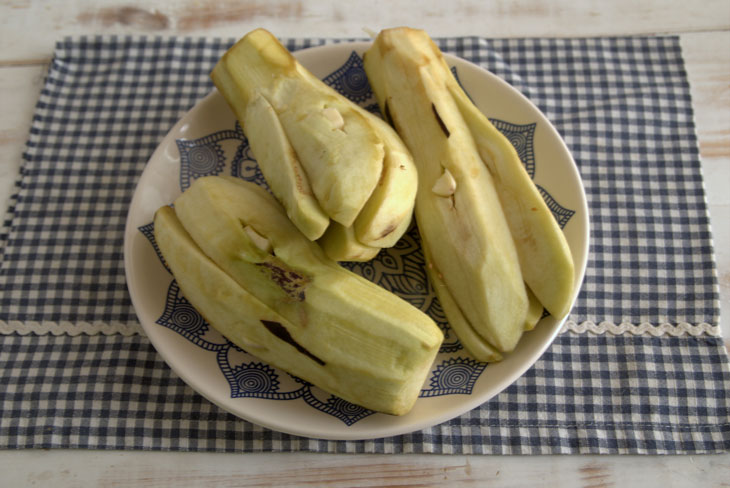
[243, 225, 273, 253]
[431, 168, 456, 197]
[321, 107, 345, 130]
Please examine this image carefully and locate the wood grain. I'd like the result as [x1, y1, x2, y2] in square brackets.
[77, 6, 170, 30]
[682, 31, 730, 336]
[1, 0, 730, 62]
[0, 64, 46, 213]
[2, 451, 727, 487]
[682, 32, 730, 164]
[176, 0, 305, 31]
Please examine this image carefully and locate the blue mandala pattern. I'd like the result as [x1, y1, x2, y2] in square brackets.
[231, 140, 267, 187]
[177, 139, 224, 190]
[364, 101, 381, 115]
[155, 281, 211, 343]
[140, 52, 578, 426]
[490, 119, 537, 178]
[420, 357, 487, 397]
[321, 51, 372, 104]
[322, 396, 374, 425]
[230, 362, 280, 395]
[536, 184, 575, 229]
[450, 66, 474, 103]
[138, 221, 170, 274]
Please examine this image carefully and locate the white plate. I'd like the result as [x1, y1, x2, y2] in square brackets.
[123, 41, 589, 440]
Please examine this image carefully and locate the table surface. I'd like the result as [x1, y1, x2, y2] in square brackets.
[0, 1, 728, 486]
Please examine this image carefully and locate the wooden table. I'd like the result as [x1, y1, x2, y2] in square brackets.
[1, 1, 728, 486]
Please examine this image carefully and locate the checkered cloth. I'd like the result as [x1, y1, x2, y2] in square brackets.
[0, 35, 728, 454]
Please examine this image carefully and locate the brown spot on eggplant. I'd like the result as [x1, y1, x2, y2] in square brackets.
[432, 103, 450, 137]
[378, 223, 397, 239]
[257, 261, 309, 301]
[261, 320, 325, 366]
[289, 146, 310, 194]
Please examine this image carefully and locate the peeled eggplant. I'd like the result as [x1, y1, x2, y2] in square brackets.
[155, 176, 443, 415]
[211, 29, 418, 261]
[364, 28, 575, 355]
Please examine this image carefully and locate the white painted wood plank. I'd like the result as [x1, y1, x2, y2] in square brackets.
[1, 0, 729, 62]
[682, 31, 730, 336]
[682, 32, 730, 202]
[0, 65, 46, 216]
[0, 450, 726, 487]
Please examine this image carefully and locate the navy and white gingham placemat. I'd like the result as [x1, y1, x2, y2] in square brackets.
[1, 333, 727, 453]
[0, 35, 728, 454]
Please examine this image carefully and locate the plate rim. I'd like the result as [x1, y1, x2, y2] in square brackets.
[123, 40, 590, 440]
